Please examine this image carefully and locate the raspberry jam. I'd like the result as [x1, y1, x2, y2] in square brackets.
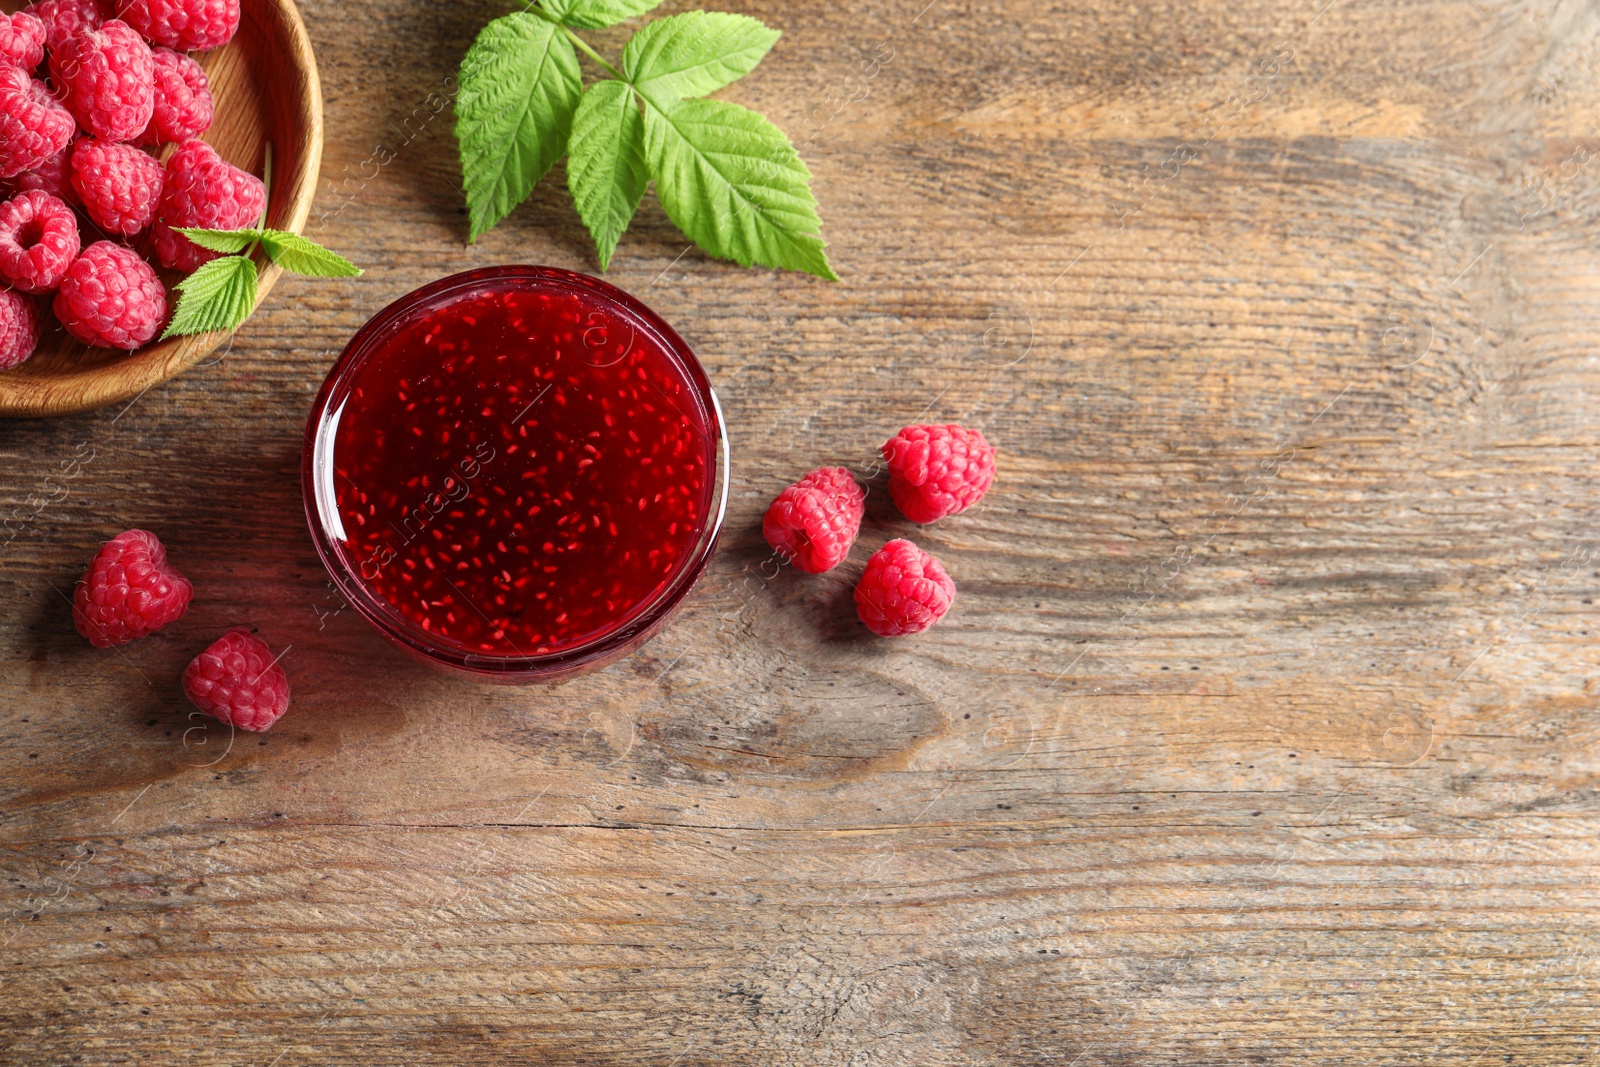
[304, 267, 727, 681]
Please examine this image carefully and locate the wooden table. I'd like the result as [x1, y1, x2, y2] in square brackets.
[5, 0, 1600, 1062]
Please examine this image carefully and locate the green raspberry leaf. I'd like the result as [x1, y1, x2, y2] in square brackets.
[456, 12, 582, 242]
[175, 227, 263, 254]
[542, 0, 662, 30]
[624, 12, 781, 104]
[258, 229, 364, 278]
[642, 97, 835, 280]
[162, 255, 260, 340]
[566, 80, 648, 271]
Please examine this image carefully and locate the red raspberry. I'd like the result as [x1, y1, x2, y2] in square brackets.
[50, 18, 153, 143]
[71, 138, 162, 236]
[0, 65, 73, 179]
[881, 423, 997, 524]
[53, 240, 166, 349]
[0, 288, 42, 368]
[853, 539, 956, 637]
[0, 189, 78, 292]
[24, 0, 105, 54]
[0, 12, 47, 71]
[111, 0, 238, 51]
[762, 466, 864, 574]
[11, 140, 81, 205]
[182, 628, 290, 733]
[152, 138, 264, 271]
[72, 529, 193, 647]
[136, 47, 211, 146]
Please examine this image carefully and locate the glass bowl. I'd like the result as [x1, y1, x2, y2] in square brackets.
[302, 266, 728, 683]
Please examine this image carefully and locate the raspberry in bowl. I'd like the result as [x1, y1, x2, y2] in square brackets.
[303, 266, 729, 682]
[0, 0, 323, 419]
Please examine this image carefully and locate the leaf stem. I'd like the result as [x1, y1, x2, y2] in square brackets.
[530, 6, 627, 81]
[563, 26, 625, 80]
[245, 142, 274, 261]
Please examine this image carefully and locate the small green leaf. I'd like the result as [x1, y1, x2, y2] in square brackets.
[258, 229, 363, 278]
[642, 97, 835, 279]
[624, 12, 781, 104]
[175, 227, 262, 254]
[456, 12, 583, 242]
[542, 0, 662, 29]
[567, 80, 648, 271]
[162, 255, 260, 340]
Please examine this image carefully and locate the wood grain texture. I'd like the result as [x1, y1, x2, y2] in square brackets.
[4, 0, 1600, 1062]
[0, 0, 323, 418]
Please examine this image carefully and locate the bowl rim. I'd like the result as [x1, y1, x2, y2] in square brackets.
[0, 0, 325, 419]
[301, 264, 730, 682]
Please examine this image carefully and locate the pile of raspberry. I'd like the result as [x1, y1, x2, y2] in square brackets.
[763, 423, 997, 637]
[0, 0, 258, 369]
[74, 527, 292, 731]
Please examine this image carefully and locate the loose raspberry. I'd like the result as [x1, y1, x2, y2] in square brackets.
[137, 47, 211, 146]
[71, 138, 162, 236]
[0, 65, 73, 179]
[0, 12, 47, 71]
[0, 189, 78, 292]
[853, 539, 956, 637]
[11, 140, 81, 205]
[0, 288, 42, 368]
[151, 138, 263, 271]
[111, 0, 238, 51]
[24, 0, 105, 54]
[53, 240, 166, 349]
[49, 18, 153, 143]
[182, 628, 290, 733]
[762, 466, 864, 574]
[881, 423, 997, 524]
[72, 529, 193, 647]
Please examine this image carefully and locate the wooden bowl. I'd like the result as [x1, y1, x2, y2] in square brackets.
[0, 0, 323, 419]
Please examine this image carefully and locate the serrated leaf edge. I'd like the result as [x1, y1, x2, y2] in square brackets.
[456, 13, 582, 242]
[175, 227, 262, 254]
[624, 12, 781, 104]
[161, 255, 261, 340]
[567, 79, 648, 271]
[258, 231, 364, 278]
[546, 0, 665, 30]
[642, 97, 836, 280]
